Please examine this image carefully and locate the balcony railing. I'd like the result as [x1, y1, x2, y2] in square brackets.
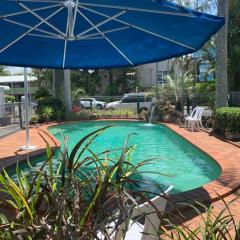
[5, 87, 38, 95]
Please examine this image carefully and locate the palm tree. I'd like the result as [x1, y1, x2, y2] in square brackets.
[216, 0, 229, 107]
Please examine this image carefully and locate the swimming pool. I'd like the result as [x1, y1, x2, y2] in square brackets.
[11, 121, 221, 194]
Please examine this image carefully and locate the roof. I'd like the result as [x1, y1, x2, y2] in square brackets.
[0, 75, 37, 84]
[0, 85, 10, 90]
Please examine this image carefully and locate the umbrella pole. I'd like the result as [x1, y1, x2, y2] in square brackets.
[20, 67, 36, 150]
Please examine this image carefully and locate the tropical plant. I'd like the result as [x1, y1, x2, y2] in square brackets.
[162, 72, 193, 112]
[33, 68, 53, 89]
[0, 126, 164, 239]
[37, 96, 64, 121]
[72, 88, 86, 102]
[40, 106, 54, 122]
[30, 114, 40, 124]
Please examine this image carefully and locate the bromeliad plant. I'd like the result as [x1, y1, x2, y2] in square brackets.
[0, 125, 161, 239]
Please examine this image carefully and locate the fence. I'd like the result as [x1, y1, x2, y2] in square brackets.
[229, 91, 240, 107]
[0, 102, 36, 130]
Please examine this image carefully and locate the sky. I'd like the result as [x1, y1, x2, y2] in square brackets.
[5, 67, 32, 75]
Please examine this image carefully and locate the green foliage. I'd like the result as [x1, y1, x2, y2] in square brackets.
[214, 107, 240, 133]
[40, 106, 54, 122]
[4, 95, 15, 103]
[37, 96, 64, 121]
[0, 66, 10, 76]
[192, 81, 216, 108]
[165, 72, 193, 102]
[0, 126, 160, 239]
[72, 88, 86, 102]
[194, 81, 215, 95]
[30, 114, 40, 124]
[65, 109, 138, 121]
[35, 87, 50, 100]
[71, 69, 101, 95]
[228, 0, 240, 90]
[32, 69, 53, 89]
[105, 68, 139, 96]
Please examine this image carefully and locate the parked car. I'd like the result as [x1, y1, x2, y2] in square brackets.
[79, 98, 106, 110]
[105, 93, 154, 112]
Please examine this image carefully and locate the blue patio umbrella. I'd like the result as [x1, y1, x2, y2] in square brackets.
[0, 0, 224, 149]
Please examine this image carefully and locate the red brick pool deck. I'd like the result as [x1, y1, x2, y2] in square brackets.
[0, 121, 240, 232]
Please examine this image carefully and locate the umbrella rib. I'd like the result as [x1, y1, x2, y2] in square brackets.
[80, 6, 196, 51]
[77, 9, 133, 65]
[3, 18, 63, 39]
[72, 0, 79, 36]
[0, 3, 62, 19]
[28, 33, 62, 39]
[62, 10, 69, 68]
[76, 9, 127, 38]
[17, 1, 66, 37]
[0, 6, 64, 54]
[78, 2, 195, 18]
[9, 0, 61, 2]
[77, 26, 130, 40]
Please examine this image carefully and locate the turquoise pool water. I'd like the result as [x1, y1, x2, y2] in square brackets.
[11, 121, 221, 194]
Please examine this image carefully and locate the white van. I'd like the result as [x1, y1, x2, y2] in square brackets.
[106, 93, 154, 112]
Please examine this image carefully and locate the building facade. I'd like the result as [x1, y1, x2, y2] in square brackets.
[0, 75, 37, 101]
[137, 60, 173, 89]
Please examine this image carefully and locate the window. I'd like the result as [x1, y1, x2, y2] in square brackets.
[157, 71, 166, 85]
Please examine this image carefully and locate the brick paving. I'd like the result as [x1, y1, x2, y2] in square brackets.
[0, 124, 60, 170]
[163, 123, 240, 207]
[162, 124, 240, 238]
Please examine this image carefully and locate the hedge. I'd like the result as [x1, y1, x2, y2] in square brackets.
[214, 107, 240, 133]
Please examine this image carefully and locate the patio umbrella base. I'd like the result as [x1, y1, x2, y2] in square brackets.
[19, 145, 36, 151]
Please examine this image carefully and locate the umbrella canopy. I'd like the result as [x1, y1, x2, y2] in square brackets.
[0, 0, 224, 69]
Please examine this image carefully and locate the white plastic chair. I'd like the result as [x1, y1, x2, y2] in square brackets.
[185, 107, 199, 127]
[186, 107, 204, 131]
[114, 185, 174, 240]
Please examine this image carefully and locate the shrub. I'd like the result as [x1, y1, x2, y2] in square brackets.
[214, 107, 240, 133]
[37, 96, 64, 121]
[4, 95, 15, 103]
[41, 106, 54, 122]
[64, 109, 138, 121]
[65, 110, 97, 121]
[30, 114, 40, 124]
[35, 87, 50, 100]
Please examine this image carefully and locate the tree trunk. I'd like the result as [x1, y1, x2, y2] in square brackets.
[64, 69, 72, 112]
[216, 0, 228, 107]
[53, 69, 64, 98]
